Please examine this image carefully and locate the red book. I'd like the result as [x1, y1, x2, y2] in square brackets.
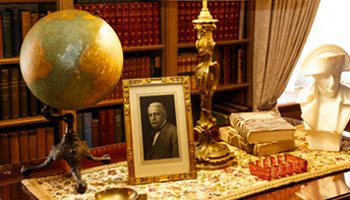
[177, 1, 186, 43]
[9, 132, 20, 164]
[46, 127, 55, 155]
[28, 129, 37, 161]
[36, 127, 47, 158]
[115, 3, 123, 45]
[129, 2, 137, 47]
[0, 133, 10, 164]
[19, 130, 29, 162]
[106, 109, 116, 145]
[146, 2, 154, 45]
[98, 110, 108, 146]
[135, 2, 142, 46]
[229, 1, 240, 40]
[122, 2, 130, 47]
[153, 1, 160, 45]
[92, 118, 99, 147]
[141, 2, 149, 45]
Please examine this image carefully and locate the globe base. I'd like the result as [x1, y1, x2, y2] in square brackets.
[20, 105, 111, 194]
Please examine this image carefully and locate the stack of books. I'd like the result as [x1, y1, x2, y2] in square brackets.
[219, 111, 296, 156]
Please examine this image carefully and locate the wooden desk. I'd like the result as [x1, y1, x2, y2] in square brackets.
[1, 170, 350, 200]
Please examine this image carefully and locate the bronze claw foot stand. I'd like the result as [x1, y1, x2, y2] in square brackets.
[21, 105, 111, 194]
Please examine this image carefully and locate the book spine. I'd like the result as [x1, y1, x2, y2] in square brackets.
[28, 129, 37, 161]
[28, 92, 39, 116]
[153, 1, 160, 45]
[92, 118, 99, 147]
[36, 127, 47, 158]
[83, 112, 93, 148]
[0, 68, 10, 119]
[10, 67, 20, 118]
[19, 130, 29, 162]
[76, 112, 84, 140]
[19, 75, 28, 117]
[140, 2, 148, 45]
[106, 109, 116, 145]
[46, 127, 55, 155]
[115, 108, 123, 143]
[0, 133, 10, 164]
[21, 10, 32, 40]
[122, 2, 130, 47]
[2, 9, 13, 58]
[146, 2, 154, 45]
[12, 8, 22, 57]
[129, 2, 137, 47]
[237, 48, 245, 84]
[0, 14, 3, 58]
[9, 132, 20, 164]
[98, 109, 108, 146]
[238, 1, 245, 39]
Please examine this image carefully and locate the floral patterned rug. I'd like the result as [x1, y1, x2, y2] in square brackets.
[22, 128, 350, 200]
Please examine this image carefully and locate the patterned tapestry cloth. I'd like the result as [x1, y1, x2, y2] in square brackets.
[22, 128, 350, 200]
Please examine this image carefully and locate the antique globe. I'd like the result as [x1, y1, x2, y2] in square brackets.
[20, 9, 123, 110]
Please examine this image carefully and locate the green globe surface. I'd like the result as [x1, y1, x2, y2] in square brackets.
[20, 9, 123, 110]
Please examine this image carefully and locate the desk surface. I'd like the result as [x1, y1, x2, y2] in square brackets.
[1, 170, 350, 200]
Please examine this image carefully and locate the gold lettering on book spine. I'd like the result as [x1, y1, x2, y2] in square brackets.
[193, 1, 235, 169]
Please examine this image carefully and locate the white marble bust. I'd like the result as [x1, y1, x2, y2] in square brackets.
[296, 44, 350, 151]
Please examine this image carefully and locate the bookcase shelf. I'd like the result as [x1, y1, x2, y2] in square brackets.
[191, 83, 250, 95]
[0, 116, 48, 128]
[0, 45, 164, 66]
[178, 39, 251, 49]
[123, 45, 164, 53]
[0, 57, 19, 65]
[0, 0, 56, 3]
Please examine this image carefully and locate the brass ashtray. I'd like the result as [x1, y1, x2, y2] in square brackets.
[95, 187, 139, 200]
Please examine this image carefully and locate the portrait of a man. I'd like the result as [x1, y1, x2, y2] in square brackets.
[140, 95, 179, 160]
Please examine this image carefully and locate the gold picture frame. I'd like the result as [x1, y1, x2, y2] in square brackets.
[123, 76, 197, 184]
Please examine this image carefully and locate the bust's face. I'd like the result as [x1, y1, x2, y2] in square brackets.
[148, 105, 166, 130]
[315, 74, 341, 97]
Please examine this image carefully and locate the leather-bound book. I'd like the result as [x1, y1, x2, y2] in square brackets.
[28, 129, 37, 161]
[21, 10, 32, 39]
[12, 8, 22, 57]
[83, 112, 93, 148]
[19, 130, 29, 162]
[0, 68, 10, 119]
[1, 9, 13, 58]
[106, 109, 116, 145]
[19, 75, 28, 117]
[98, 109, 108, 146]
[10, 67, 20, 118]
[0, 14, 3, 58]
[46, 127, 55, 155]
[92, 118, 99, 147]
[28, 92, 39, 116]
[36, 127, 46, 158]
[9, 132, 20, 164]
[0, 133, 10, 164]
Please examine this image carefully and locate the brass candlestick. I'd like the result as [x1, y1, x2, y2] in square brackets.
[193, 0, 235, 169]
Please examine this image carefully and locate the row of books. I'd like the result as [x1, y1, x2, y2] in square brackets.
[103, 55, 161, 101]
[178, 1, 244, 43]
[0, 126, 55, 165]
[0, 8, 52, 58]
[74, 1, 160, 47]
[0, 67, 43, 120]
[77, 108, 125, 148]
[219, 111, 296, 156]
[214, 46, 246, 84]
[177, 46, 246, 88]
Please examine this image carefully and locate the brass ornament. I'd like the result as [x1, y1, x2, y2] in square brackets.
[193, 1, 235, 169]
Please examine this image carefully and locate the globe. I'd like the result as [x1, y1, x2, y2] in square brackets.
[20, 9, 123, 110]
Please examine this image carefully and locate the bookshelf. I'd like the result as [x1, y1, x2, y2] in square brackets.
[0, 0, 255, 179]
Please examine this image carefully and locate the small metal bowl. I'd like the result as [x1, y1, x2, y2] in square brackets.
[95, 187, 139, 200]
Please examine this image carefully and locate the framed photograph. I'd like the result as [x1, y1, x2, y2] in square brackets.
[123, 76, 197, 184]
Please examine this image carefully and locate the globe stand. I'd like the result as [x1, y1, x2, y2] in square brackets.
[21, 105, 111, 194]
